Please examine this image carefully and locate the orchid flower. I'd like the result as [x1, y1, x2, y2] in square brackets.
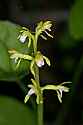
[18, 27, 34, 48]
[41, 81, 71, 103]
[8, 49, 33, 69]
[24, 79, 43, 104]
[8, 50, 50, 78]
[30, 51, 51, 77]
[24, 80, 71, 104]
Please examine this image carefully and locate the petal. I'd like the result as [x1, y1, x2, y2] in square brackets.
[19, 35, 27, 43]
[44, 31, 53, 38]
[28, 38, 31, 48]
[56, 90, 62, 103]
[59, 89, 62, 97]
[43, 56, 51, 66]
[24, 88, 35, 103]
[24, 95, 30, 103]
[59, 86, 69, 92]
[15, 59, 21, 69]
[40, 34, 47, 40]
[28, 88, 35, 96]
[36, 59, 44, 67]
[14, 57, 18, 63]
[30, 60, 35, 77]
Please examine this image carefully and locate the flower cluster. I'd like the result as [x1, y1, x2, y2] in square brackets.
[8, 21, 71, 104]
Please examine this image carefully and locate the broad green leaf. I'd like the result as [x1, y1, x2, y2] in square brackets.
[0, 96, 37, 125]
[0, 43, 11, 72]
[0, 21, 33, 81]
[0, 42, 16, 81]
[69, 0, 83, 39]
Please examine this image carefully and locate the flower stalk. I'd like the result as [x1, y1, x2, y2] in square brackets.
[34, 29, 43, 125]
[8, 21, 71, 125]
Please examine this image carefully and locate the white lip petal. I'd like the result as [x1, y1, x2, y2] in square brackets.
[36, 60, 44, 67]
[59, 89, 62, 97]
[14, 57, 18, 63]
[28, 88, 35, 96]
[19, 35, 27, 43]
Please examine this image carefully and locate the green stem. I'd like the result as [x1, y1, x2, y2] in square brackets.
[34, 35, 43, 125]
[34, 65, 43, 125]
[35, 64, 39, 82]
[38, 103, 43, 125]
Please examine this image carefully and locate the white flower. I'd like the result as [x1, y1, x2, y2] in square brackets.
[35, 51, 50, 68]
[28, 88, 35, 96]
[19, 35, 27, 43]
[36, 59, 44, 67]
[24, 88, 35, 103]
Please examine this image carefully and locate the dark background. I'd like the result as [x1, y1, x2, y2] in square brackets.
[0, 0, 83, 125]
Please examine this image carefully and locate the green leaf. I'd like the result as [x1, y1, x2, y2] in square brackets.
[0, 96, 37, 125]
[0, 42, 16, 81]
[69, 0, 83, 39]
[0, 43, 11, 72]
[0, 21, 32, 81]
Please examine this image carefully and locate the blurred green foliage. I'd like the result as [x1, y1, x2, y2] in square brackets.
[0, 96, 37, 125]
[69, 0, 83, 39]
[58, 29, 77, 49]
[0, 21, 32, 81]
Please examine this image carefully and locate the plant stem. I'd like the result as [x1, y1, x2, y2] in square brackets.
[34, 65, 43, 125]
[34, 35, 43, 125]
[38, 103, 43, 125]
